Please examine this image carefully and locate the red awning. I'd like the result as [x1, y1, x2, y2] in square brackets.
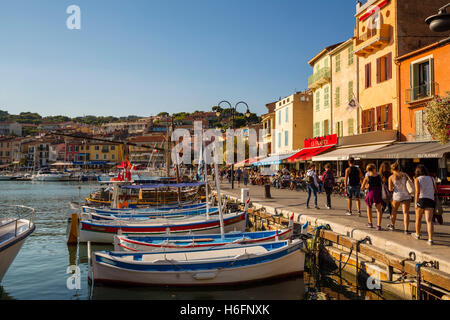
[287, 145, 335, 162]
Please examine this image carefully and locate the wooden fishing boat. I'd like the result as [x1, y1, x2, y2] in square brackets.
[91, 239, 304, 286]
[0, 206, 35, 282]
[86, 206, 220, 221]
[113, 228, 292, 252]
[79, 210, 247, 243]
[82, 202, 207, 215]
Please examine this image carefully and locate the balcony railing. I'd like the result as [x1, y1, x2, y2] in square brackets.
[308, 67, 330, 89]
[405, 82, 438, 104]
[354, 24, 390, 57]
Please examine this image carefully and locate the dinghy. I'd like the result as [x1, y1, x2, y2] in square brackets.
[79, 210, 247, 243]
[0, 206, 36, 282]
[114, 228, 292, 252]
[91, 239, 304, 286]
[86, 206, 220, 221]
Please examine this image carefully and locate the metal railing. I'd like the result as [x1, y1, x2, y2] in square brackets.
[405, 82, 438, 103]
[308, 67, 330, 87]
[356, 24, 390, 43]
[0, 205, 35, 241]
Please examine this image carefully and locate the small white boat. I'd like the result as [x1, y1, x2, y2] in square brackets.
[0, 206, 35, 282]
[31, 170, 70, 181]
[79, 210, 247, 243]
[114, 228, 292, 252]
[0, 174, 14, 181]
[91, 239, 304, 286]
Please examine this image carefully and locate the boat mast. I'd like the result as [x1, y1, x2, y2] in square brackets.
[213, 146, 224, 239]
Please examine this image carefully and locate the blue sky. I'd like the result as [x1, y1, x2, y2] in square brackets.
[0, 0, 357, 117]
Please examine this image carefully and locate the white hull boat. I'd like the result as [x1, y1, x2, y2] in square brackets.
[79, 211, 247, 243]
[91, 239, 304, 286]
[0, 207, 35, 282]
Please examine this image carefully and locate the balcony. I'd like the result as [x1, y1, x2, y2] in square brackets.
[405, 82, 439, 104]
[354, 24, 391, 57]
[308, 67, 330, 89]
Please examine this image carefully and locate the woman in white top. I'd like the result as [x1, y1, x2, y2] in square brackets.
[388, 162, 411, 233]
[413, 164, 438, 245]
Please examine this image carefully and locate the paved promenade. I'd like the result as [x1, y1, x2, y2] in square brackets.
[218, 181, 450, 274]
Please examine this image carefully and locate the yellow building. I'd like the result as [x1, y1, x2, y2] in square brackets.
[329, 38, 358, 137]
[308, 42, 343, 138]
[81, 142, 124, 163]
[261, 101, 276, 155]
[0, 138, 13, 166]
[274, 91, 313, 154]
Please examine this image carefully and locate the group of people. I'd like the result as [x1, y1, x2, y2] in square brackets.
[305, 157, 440, 245]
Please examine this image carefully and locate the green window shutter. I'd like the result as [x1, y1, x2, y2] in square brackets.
[336, 54, 340, 72]
[348, 45, 354, 65]
[315, 91, 320, 111]
[335, 87, 340, 107]
[284, 131, 288, 146]
[348, 118, 354, 135]
[314, 122, 320, 137]
[348, 81, 353, 103]
[278, 132, 281, 148]
[324, 87, 329, 108]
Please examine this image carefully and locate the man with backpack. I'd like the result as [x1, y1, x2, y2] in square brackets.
[344, 157, 364, 216]
[322, 163, 335, 209]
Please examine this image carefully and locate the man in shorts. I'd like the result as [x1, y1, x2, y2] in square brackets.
[344, 157, 364, 216]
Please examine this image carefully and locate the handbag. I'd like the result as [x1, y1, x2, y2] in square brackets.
[405, 174, 415, 195]
[435, 196, 443, 216]
[381, 182, 392, 202]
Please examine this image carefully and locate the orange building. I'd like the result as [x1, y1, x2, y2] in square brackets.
[397, 38, 450, 142]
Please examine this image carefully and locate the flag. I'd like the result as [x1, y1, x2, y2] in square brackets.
[347, 93, 361, 113]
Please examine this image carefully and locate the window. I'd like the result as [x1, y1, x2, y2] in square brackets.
[112, 154, 115, 160]
[361, 108, 375, 133]
[348, 45, 354, 65]
[376, 53, 392, 83]
[376, 104, 393, 130]
[324, 86, 329, 108]
[335, 54, 341, 72]
[348, 118, 355, 135]
[414, 110, 432, 141]
[284, 131, 288, 146]
[410, 57, 434, 101]
[104, 154, 107, 160]
[96, 154, 99, 160]
[335, 87, 340, 107]
[111, 146, 115, 150]
[314, 122, 320, 138]
[315, 91, 320, 111]
[365, 63, 372, 88]
[95, 146, 99, 151]
[323, 120, 330, 136]
[348, 81, 354, 103]
[68, 146, 72, 152]
[278, 132, 281, 148]
[278, 111, 281, 125]
[285, 108, 289, 122]
[336, 121, 344, 137]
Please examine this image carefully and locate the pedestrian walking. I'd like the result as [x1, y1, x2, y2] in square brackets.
[388, 162, 411, 233]
[236, 168, 242, 187]
[243, 168, 249, 186]
[361, 163, 384, 230]
[379, 161, 393, 216]
[322, 163, 335, 209]
[413, 164, 438, 245]
[344, 157, 364, 216]
[305, 164, 319, 209]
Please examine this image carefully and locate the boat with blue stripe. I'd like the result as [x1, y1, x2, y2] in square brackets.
[114, 228, 292, 251]
[91, 239, 304, 286]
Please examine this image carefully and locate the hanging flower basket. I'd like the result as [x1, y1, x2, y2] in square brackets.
[424, 92, 450, 144]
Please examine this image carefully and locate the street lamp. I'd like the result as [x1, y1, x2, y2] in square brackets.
[426, 3, 450, 32]
[213, 100, 251, 189]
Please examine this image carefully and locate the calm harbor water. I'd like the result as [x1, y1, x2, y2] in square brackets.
[0, 181, 397, 300]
